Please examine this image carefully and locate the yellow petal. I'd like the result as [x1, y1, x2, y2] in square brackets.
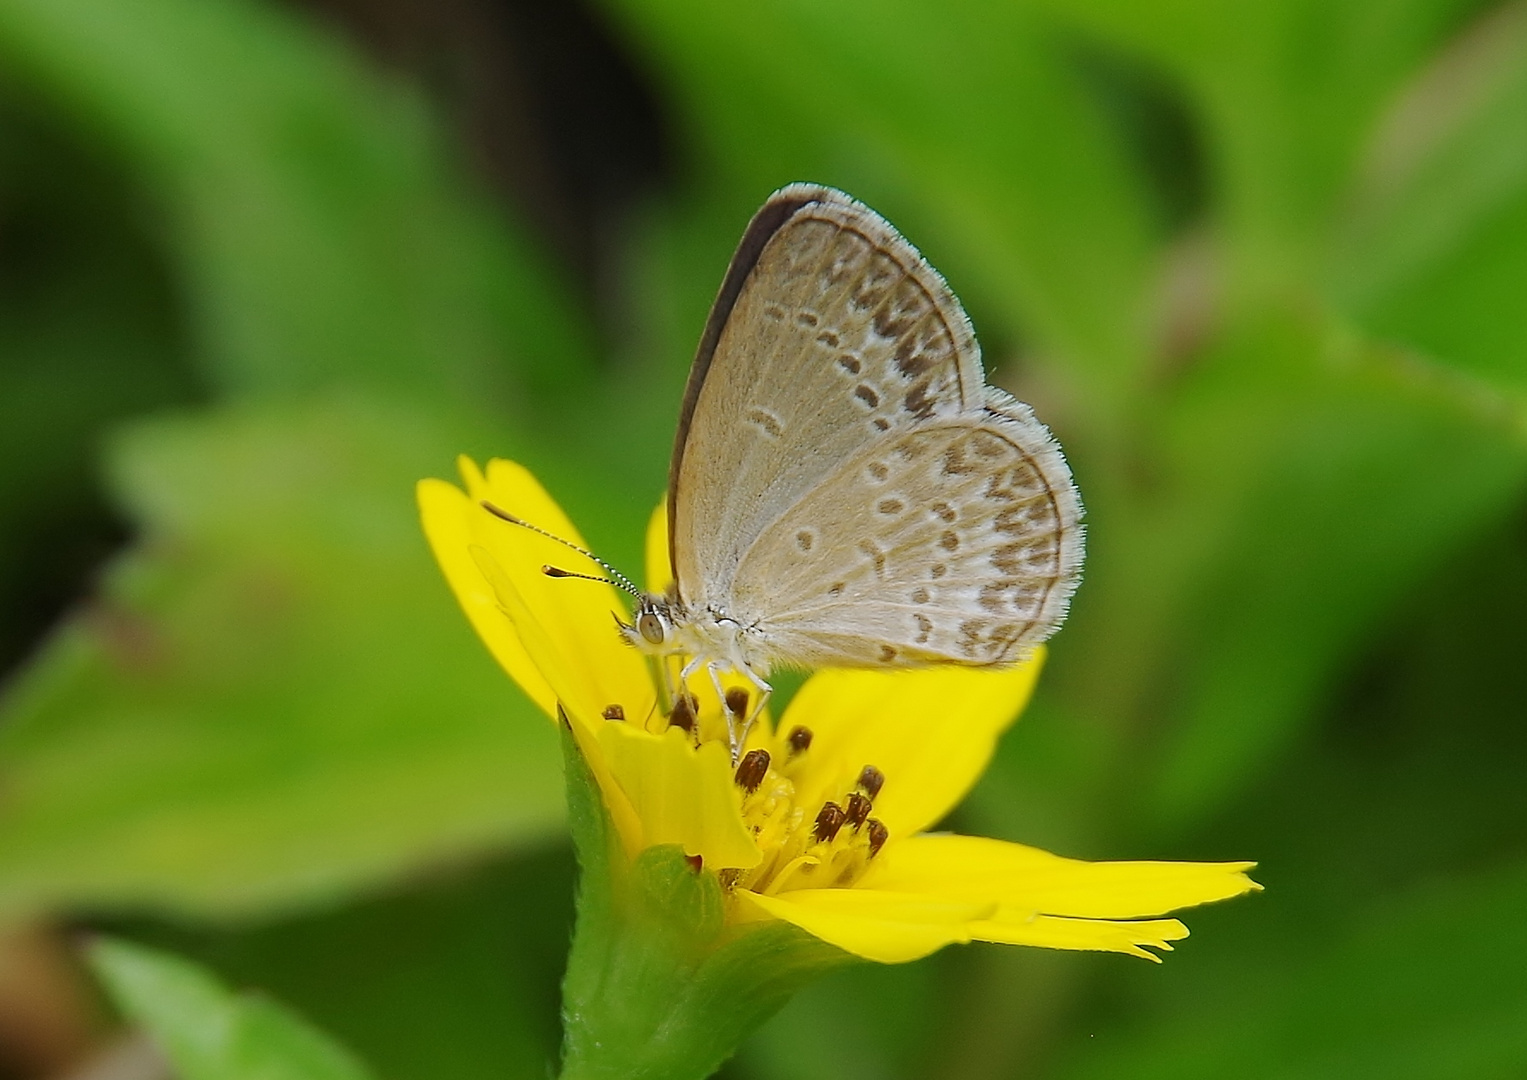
[465, 546, 646, 854]
[735, 888, 996, 964]
[780, 655, 1044, 837]
[597, 721, 762, 869]
[452, 457, 654, 722]
[859, 834, 1260, 919]
[418, 477, 555, 716]
[970, 911, 1190, 961]
[560, 705, 647, 865]
[644, 499, 673, 597]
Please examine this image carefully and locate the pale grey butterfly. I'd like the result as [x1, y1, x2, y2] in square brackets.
[493, 184, 1083, 753]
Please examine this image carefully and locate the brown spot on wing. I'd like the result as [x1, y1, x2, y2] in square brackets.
[746, 407, 784, 438]
[904, 379, 937, 419]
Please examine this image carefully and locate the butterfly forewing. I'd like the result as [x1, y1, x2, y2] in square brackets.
[670, 185, 985, 608]
[670, 183, 1083, 672]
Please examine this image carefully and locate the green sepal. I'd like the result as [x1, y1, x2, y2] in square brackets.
[557, 719, 854, 1080]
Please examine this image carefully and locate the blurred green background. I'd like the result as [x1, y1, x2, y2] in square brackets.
[2, 0, 1525, 1076]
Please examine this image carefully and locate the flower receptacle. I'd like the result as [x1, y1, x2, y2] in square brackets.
[557, 722, 852, 1080]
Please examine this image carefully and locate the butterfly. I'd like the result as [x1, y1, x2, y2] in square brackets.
[495, 184, 1083, 751]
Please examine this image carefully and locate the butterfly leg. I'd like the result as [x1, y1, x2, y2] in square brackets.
[737, 666, 772, 754]
[676, 653, 704, 700]
[706, 662, 743, 761]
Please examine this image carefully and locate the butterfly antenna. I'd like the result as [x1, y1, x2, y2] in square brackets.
[480, 501, 642, 597]
[541, 565, 619, 585]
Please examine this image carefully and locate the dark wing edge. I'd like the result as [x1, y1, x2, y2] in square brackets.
[667, 183, 852, 578]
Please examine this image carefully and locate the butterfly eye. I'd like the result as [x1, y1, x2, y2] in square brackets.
[637, 611, 667, 645]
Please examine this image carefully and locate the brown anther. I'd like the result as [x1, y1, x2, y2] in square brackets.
[734, 749, 771, 794]
[725, 687, 750, 719]
[844, 791, 873, 831]
[866, 818, 889, 858]
[856, 765, 886, 801]
[669, 694, 696, 733]
[814, 801, 848, 843]
[786, 726, 814, 755]
[601, 704, 626, 721]
[684, 853, 703, 872]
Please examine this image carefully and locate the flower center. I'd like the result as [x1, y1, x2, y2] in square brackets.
[724, 730, 889, 894]
[603, 682, 892, 894]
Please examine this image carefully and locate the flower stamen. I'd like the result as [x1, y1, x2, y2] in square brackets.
[734, 749, 771, 794]
[856, 765, 885, 800]
[813, 801, 847, 843]
[601, 704, 625, 721]
[844, 791, 872, 831]
[669, 694, 697, 734]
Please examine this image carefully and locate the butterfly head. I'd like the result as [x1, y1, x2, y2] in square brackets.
[620, 593, 682, 656]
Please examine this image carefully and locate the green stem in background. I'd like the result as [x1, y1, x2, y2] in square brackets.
[556, 721, 851, 1080]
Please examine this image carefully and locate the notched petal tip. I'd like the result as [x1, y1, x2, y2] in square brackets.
[862, 834, 1261, 921]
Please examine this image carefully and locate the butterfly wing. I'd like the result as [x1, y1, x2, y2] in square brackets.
[730, 387, 1083, 669]
[669, 184, 986, 608]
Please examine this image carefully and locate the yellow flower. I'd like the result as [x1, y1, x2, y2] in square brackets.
[418, 457, 1259, 964]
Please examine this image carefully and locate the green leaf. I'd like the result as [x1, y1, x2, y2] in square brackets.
[0, 87, 200, 671]
[0, 0, 595, 399]
[599, 0, 1158, 395]
[1140, 316, 1527, 827]
[0, 397, 565, 919]
[1331, 3, 1527, 395]
[117, 847, 575, 1080]
[977, 309, 1527, 847]
[89, 936, 376, 1080]
[1038, 0, 1474, 282]
[557, 722, 851, 1080]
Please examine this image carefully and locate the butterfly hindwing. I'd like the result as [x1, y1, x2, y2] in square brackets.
[730, 387, 1082, 669]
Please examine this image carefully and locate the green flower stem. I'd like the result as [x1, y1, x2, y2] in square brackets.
[556, 718, 851, 1080]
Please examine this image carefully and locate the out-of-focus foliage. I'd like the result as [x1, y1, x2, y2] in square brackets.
[89, 936, 375, 1080]
[0, 400, 566, 916]
[0, 0, 1524, 1075]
